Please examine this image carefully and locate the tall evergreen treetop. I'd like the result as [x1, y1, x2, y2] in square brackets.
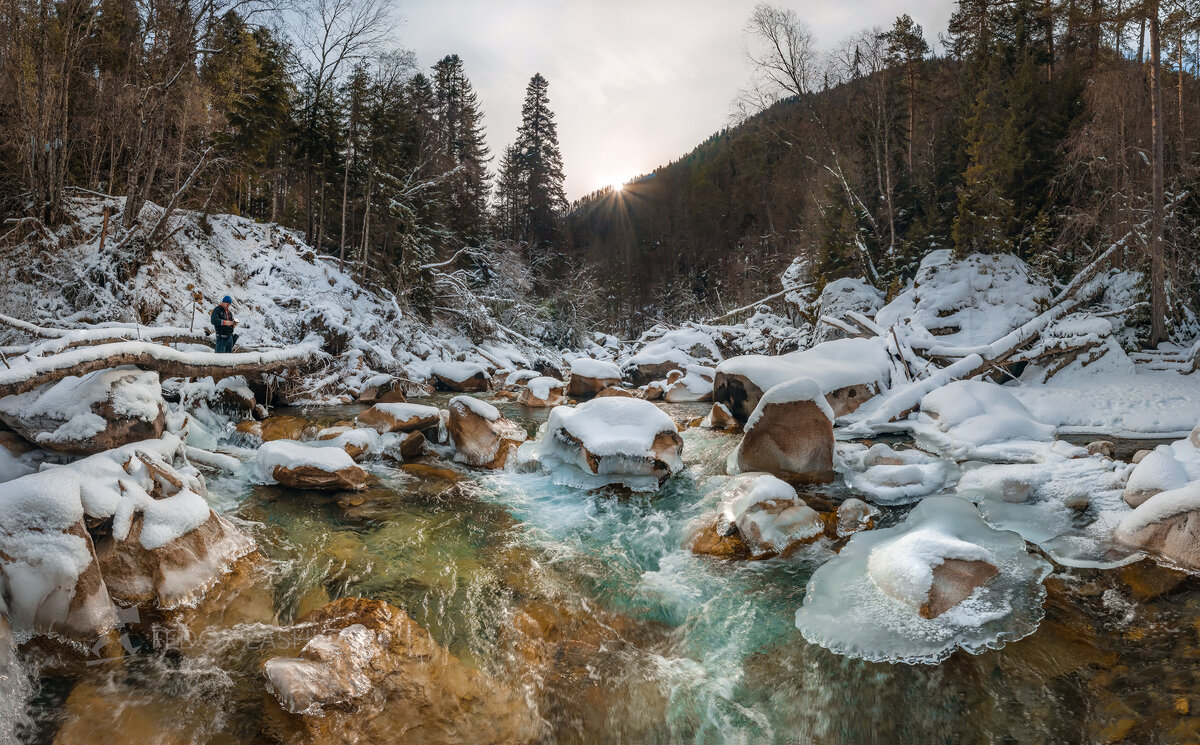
[504, 72, 568, 255]
[432, 54, 491, 244]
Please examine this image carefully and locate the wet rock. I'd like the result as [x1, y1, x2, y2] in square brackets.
[1088, 440, 1116, 459]
[692, 473, 824, 560]
[398, 431, 428, 459]
[1118, 559, 1189, 602]
[430, 361, 491, 393]
[53, 680, 221, 745]
[355, 403, 440, 434]
[702, 402, 740, 431]
[400, 463, 466, 483]
[565, 358, 622, 398]
[260, 415, 319, 442]
[734, 379, 834, 484]
[261, 597, 539, 745]
[446, 396, 527, 469]
[688, 523, 753, 559]
[595, 386, 635, 398]
[1115, 483, 1200, 571]
[836, 498, 880, 538]
[0, 367, 166, 454]
[516, 377, 566, 407]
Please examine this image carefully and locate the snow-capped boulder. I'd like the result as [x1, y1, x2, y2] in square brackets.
[430, 361, 490, 393]
[566, 358, 622, 398]
[355, 403, 440, 434]
[255, 440, 371, 491]
[516, 376, 566, 407]
[355, 376, 407, 403]
[691, 473, 824, 560]
[840, 443, 960, 505]
[1114, 481, 1200, 571]
[713, 337, 890, 423]
[1123, 444, 1196, 507]
[623, 328, 721, 386]
[503, 369, 541, 390]
[795, 496, 1052, 664]
[734, 378, 834, 484]
[664, 365, 715, 403]
[812, 278, 885, 344]
[916, 380, 1057, 462]
[0, 367, 166, 454]
[447, 396, 527, 469]
[517, 397, 683, 492]
[169, 375, 258, 416]
[262, 597, 538, 744]
[701, 402, 739, 431]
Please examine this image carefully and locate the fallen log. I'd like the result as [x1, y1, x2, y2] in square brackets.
[0, 341, 326, 398]
[0, 313, 212, 349]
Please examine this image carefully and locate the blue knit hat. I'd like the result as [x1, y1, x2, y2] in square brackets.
[222, 295, 233, 304]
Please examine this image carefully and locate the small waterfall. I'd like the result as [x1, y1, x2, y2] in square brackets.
[0, 621, 32, 745]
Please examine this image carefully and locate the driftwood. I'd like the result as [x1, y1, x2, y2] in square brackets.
[0, 341, 325, 398]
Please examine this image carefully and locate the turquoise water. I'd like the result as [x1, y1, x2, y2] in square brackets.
[14, 397, 1200, 744]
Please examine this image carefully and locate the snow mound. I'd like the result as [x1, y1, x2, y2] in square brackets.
[915, 381, 1058, 461]
[625, 327, 722, 371]
[431, 361, 489, 385]
[876, 250, 1052, 351]
[525, 376, 564, 400]
[813, 278, 884, 343]
[840, 443, 960, 505]
[712, 473, 824, 555]
[569, 358, 622, 380]
[255, 440, 358, 483]
[796, 496, 1052, 664]
[517, 397, 683, 492]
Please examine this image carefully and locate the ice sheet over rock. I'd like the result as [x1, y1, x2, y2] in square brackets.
[517, 397, 683, 492]
[795, 496, 1052, 664]
[839, 443, 960, 505]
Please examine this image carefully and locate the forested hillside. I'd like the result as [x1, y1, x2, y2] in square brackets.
[568, 1, 1200, 342]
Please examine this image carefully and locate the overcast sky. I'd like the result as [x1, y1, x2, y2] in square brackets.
[398, 0, 956, 201]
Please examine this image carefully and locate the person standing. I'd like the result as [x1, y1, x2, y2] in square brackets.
[210, 296, 238, 353]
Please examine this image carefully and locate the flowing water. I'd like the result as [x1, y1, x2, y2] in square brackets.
[12, 396, 1200, 744]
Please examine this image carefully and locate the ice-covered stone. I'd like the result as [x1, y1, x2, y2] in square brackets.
[796, 496, 1052, 664]
[840, 443, 960, 505]
[692, 473, 824, 560]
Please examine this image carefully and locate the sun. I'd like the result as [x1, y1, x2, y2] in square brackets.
[610, 181, 625, 192]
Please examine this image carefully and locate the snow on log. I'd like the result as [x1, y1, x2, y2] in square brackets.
[0, 341, 325, 398]
[0, 313, 211, 349]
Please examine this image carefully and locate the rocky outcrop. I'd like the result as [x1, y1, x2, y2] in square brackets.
[430, 361, 491, 392]
[355, 403, 440, 434]
[0, 367, 166, 454]
[261, 597, 539, 745]
[447, 396, 527, 469]
[734, 379, 834, 484]
[356, 377, 407, 403]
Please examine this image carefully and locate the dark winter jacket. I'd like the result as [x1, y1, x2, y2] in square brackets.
[211, 305, 234, 337]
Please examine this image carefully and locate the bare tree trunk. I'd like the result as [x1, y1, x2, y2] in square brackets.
[339, 149, 351, 271]
[1148, 2, 1167, 347]
[1179, 38, 1187, 166]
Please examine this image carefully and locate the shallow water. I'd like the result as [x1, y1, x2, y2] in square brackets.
[14, 396, 1200, 744]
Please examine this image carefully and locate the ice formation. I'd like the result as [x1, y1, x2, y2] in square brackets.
[796, 496, 1052, 664]
[914, 380, 1058, 461]
[839, 443, 960, 505]
[711, 473, 825, 556]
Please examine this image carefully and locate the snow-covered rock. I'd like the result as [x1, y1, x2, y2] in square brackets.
[623, 328, 722, 386]
[566, 358, 623, 398]
[836, 498, 879, 537]
[876, 250, 1052, 351]
[503, 369, 541, 390]
[516, 376, 566, 407]
[915, 380, 1058, 462]
[713, 337, 891, 423]
[517, 397, 683, 492]
[691, 473, 824, 560]
[663, 365, 715, 403]
[255, 440, 371, 491]
[840, 443, 960, 505]
[1122, 441, 1199, 507]
[447, 396, 527, 469]
[355, 403, 441, 434]
[734, 378, 834, 483]
[795, 496, 1052, 664]
[0, 366, 166, 454]
[1114, 481, 1200, 571]
[430, 361, 490, 393]
[813, 278, 884, 344]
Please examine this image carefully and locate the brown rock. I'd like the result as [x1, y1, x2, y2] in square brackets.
[921, 558, 999, 619]
[516, 379, 567, 407]
[355, 403, 440, 434]
[1132, 449, 1152, 465]
[431, 367, 490, 393]
[1118, 559, 1188, 602]
[625, 361, 680, 387]
[272, 464, 371, 492]
[400, 463, 465, 483]
[714, 372, 877, 424]
[235, 419, 263, 441]
[0, 428, 34, 457]
[640, 382, 665, 401]
[734, 397, 834, 484]
[595, 386, 635, 398]
[398, 430, 428, 459]
[446, 397, 527, 469]
[1116, 505, 1200, 572]
[260, 415, 317, 442]
[1087, 440, 1116, 459]
[356, 379, 406, 403]
[53, 680, 220, 745]
[689, 524, 753, 560]
[704, 402, 740, 431]
[261, 597, 539, 745]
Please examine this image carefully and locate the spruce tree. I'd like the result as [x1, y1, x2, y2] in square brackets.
[502, 72, 568, 261]
[433, 54, 491, 245]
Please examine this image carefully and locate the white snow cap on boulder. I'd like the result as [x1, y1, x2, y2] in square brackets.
[813, 278, 884, 343]
[916, 380, 1057, 461]
[796, 496, 1052, 664]
[518, 397, 683, 492]
[569, 358, 622, 380]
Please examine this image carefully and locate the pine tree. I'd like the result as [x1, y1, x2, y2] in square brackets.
[500, 72, 568, 262]
[881, 14, 929, 172]
[952, 55, 1016, 256]
[432, 54, 491, 245]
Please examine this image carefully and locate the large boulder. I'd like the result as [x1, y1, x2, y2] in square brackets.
[566, 358, 622, 398]
[517, 397, 683, 492]
[446, 396, 527, 469]
[355, 403, 440, 434]
[690, 473, 825, 560]
[622, 328, 721, 386]
[516, 377, 566, 407]
[663, 365, 715, 403]
[0, 366, 166, 454]
[355, 376, 407, 403]
[256, 440, 371, 491]
[713, 338, 890, 423]
[261, 597, 539, 745]
[430, 361, 490, 393]
[734, 378, 834, 484]
[1114, 481, 1200, 570]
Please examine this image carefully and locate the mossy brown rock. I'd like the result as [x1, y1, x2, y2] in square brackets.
[261, 597, 540, 745]
[446, 397, 526, 469]
[260, 415, 318, 442]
